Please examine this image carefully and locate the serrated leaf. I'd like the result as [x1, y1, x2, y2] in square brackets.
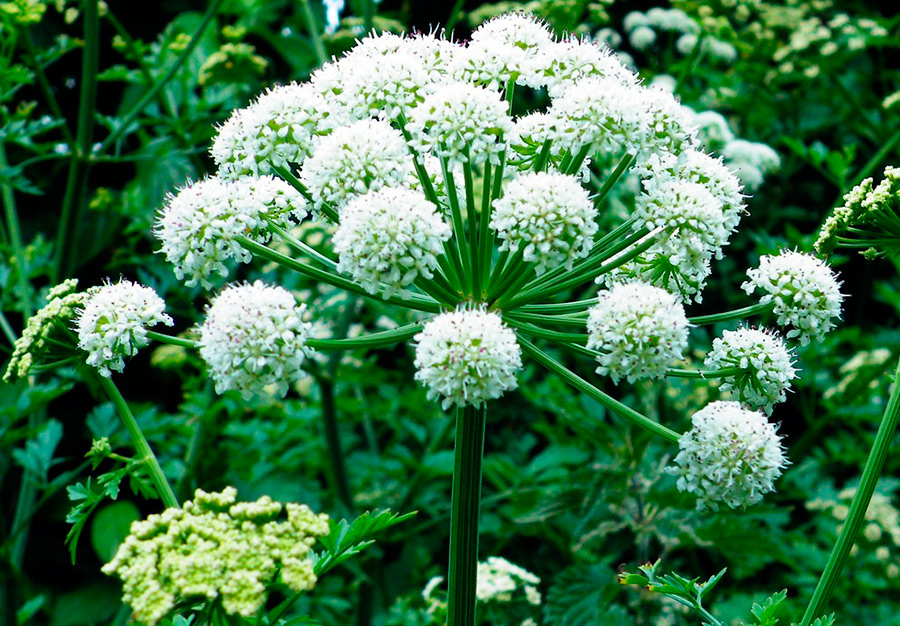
[751, 589, 787, 625]
[12, 418, 63, 485]
[313, 510, 415, 577]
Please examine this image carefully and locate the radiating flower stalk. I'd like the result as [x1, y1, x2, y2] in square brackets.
[5, 12, 850, 626]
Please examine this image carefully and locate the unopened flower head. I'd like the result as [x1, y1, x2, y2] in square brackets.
[211, 82, 342, 179]
[102, 487, 329, 625]
[407, 82, 513, 166]
[75, 280, 174, 377]
[333, 187, 451, 297]
[198, 281, 314, 397]
[490, 171, 597, 274]
[704, 327, 797, 413]
[414, 309, 522, 409]
[742, 250, 843, 345]
[155, 176, 307, 288]
[667, 401, 788, 511]
[4, 279, 87, 382]
[300, 119, 412, 211]
[587, 282, 689, 383]
[476, 557, 541, 605]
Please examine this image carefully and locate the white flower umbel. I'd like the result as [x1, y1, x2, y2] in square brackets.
[538, 37, 637, 98]
[198, 281, 314, 398]
[75, 280, 173, 377]
[490, 171, 597, 274]
[667, 401, 788, 511]
[587, 283, 689, 383]
[407, 82, 513, 166]
[333, 187, 451, 297]
[742, 250, 844, 345]
[155, 176, 307, 288]
[704, 327, 797, 413]
[211, 83, 342, 179]
[414, 309, 522, 409]
[476, 557, 541, 605]
[300, 119, 412, 212]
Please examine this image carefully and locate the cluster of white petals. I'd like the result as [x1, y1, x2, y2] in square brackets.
[300, 119, 412, 211]
[414, 309, 522, 409]
[407, 83, 513, 166]
[490, 171, 597, 273]
[211, 83, 342, 179]
[667, 401, 788, 510]
[74, 280, 173, 377]
[587, 283, 689, 383]
[102, 488, 329, 625]
[704, 327, 797, 413]
[538, 37, 637, 98]
[155, 176, 307, 288]
[742, 250, 844, 345]
[476, 557, 542, 605]
[198, 281, 314, 397]
[333, 188, 451, 297]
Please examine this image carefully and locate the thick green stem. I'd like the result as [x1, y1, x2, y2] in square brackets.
[442, 156, 473, 295]
[145, 330, 198, 349]
[307, 323, 423, 350]
[317, 377, 354, 515]
[448, 404, 486, 626]
[518, 336, 680, 443]
[94, 373, 178, 508]
[800, 356, 900, 625]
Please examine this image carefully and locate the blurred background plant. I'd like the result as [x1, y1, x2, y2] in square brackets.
[2, 1, 900, 625]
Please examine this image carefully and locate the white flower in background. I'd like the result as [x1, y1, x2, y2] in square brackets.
[742, 250, 843, 345]
[198, 281, 314, 398]
[629, 25, 657, 50]
[300, 119, 412, 211]
[667, 401, 788, 510]
[722, 140, 782, 192]
[414, 309, 522, 409]
[686, 110, 736, 151]
[477, 557, 541, 605]
[407, 82, 513, 166]
[490, 171, 597, 274]
[334, 187, 451, 297]
[704, 327, 797, 413]
[211, 83, 342, 179]
[75, 280, 173, 377]
[587, 282, 689, 383]
[155, 176, 307, 288]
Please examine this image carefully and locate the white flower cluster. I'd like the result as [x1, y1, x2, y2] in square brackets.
[721, 140, 782, 192]
[211, 82, 343, 179]
[300, 119, 412, 212]
[333, 188, 451, 297]
[414, 309, 522, 409]
[490, 171, 597, 274]
[587, 282, 689, 383]
[704, 327, 797, 413]
[622, 8, 736, 64]
[198, 281, 314, 397]
[667, 401, 788, 510]
[156, 176, 307, 288]
[102, 487, 329, 625]
[742, 250, 843, 345]
[476, 557, 541, 606]
[75, 280, 173, 377]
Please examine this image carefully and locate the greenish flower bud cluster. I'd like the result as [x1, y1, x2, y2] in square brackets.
[102, 487, 329, 625]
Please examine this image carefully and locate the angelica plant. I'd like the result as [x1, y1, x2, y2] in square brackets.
[6, 11, 848, 626]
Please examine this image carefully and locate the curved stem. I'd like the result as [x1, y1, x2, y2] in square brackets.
[94, 373, 178, 508]
[448, 404, 486, 626]
[269, 221, 338, 269]
[665, 367, 745, 379]
[307, 323, 423, 350]
[688, 302, 774, 325]
[270, 163, 339, 223]
[518, 336, 680, 443]
[800, 356, 900, 625]
[145, 330, 198, 349]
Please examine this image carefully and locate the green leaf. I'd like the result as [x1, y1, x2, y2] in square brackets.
[750, 589, 787, 625]
[90, 500, 141, 562]
[545, 561, 622, 625]
[312, 509, 416, 577]
[12, 419, 63, 485]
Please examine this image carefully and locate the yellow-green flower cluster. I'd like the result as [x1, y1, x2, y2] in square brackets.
[3, 279, 87, 382]
[102, 488, 329, 625]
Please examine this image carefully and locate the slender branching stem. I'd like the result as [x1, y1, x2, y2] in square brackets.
[688, 302, 774, 325]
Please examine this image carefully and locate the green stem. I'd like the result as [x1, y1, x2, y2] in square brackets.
[0, 310, 16, 346]
[21, 30, 74, 145]
[317, 377, 354, 515]
[445, 0, 467, 32]
[518, 336, 680, 443]
[0, 143, 32, 319]
[94, 373, 178, 508]
[307, 323, 423, 350]
[300, 0, 328, 66]
[52, 0, 99, 282]
[479, 160, 495, 296]
[145, 330, 198, 349]
[593, 152, 636, 205]
[688, 302, 774, 325]
[505, 318, 587, 344]
[520, 298, 597, 314]
[442, 156, 473, 295]
[269, 221, 338, 269]
[270, 163, 339, 223]
[236, 236, 442, 313]
[665, 367, 744, 379]
[463, 158, 481, 298]
[447, 404, 486, 626]
[97, 0, 224, 154]
[503, 311, 587, 328]
[800, 356, 900, 625]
